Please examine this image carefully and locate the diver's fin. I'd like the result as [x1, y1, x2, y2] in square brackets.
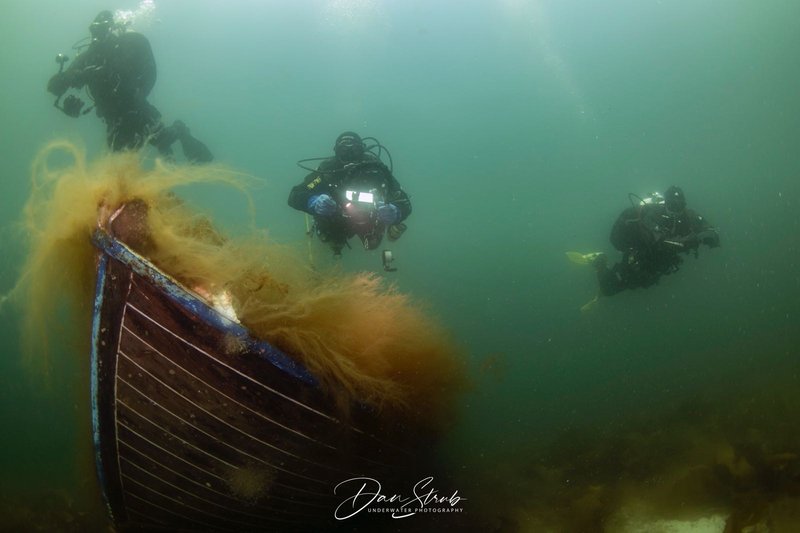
[566, 251, 604, 265]
[580, 294, 599, 313]
[567, 251, 588, 264]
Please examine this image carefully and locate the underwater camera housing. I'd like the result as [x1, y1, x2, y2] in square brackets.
[52, 53, 91, 118]
[341, 189, 379, 223]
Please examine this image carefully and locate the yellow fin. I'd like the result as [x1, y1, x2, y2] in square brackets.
[567, 251, 603, 265]
[566, 251, 589, 265]
[580, 295, 599, 312]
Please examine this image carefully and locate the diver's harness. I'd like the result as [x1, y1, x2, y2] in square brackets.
[623, 192, 699, 274]
[298, 138, 403, 272]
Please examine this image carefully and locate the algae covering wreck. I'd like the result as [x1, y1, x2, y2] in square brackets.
[7, 142, 467, 531]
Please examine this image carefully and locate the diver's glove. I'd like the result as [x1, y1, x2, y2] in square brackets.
[60, 95, 86, 118]
[700, 229, 720, 248]
[677, 234, 701, 250]
[308, 194, 338, 216]
[376, 202, 400, 224]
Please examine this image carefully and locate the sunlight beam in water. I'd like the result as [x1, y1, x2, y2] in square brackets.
[320, 0, 387, 33]
[499, 0, 593, 122]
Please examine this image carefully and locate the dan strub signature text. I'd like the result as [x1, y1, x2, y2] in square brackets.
[334, 476, 465, 520]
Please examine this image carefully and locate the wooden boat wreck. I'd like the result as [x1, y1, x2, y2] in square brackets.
[89, 204, 422, 532]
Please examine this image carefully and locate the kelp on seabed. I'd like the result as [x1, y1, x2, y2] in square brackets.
[9, 141, 466, 430]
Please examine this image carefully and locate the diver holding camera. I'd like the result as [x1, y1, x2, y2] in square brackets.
[53, 53, 90, 118]
[288, 132, 412, 267]
[47, 10, 213, 163]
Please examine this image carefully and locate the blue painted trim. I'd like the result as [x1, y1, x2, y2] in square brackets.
[89, 252, 114, 520]
[91, 230, 317, 386]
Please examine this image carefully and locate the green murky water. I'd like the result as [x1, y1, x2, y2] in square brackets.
[1, 1, 799, 530]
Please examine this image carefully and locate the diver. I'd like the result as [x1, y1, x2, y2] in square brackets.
[569, 186, 720, 303]
[288, 132, 412, 256]
[46, 10, 213, 163]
